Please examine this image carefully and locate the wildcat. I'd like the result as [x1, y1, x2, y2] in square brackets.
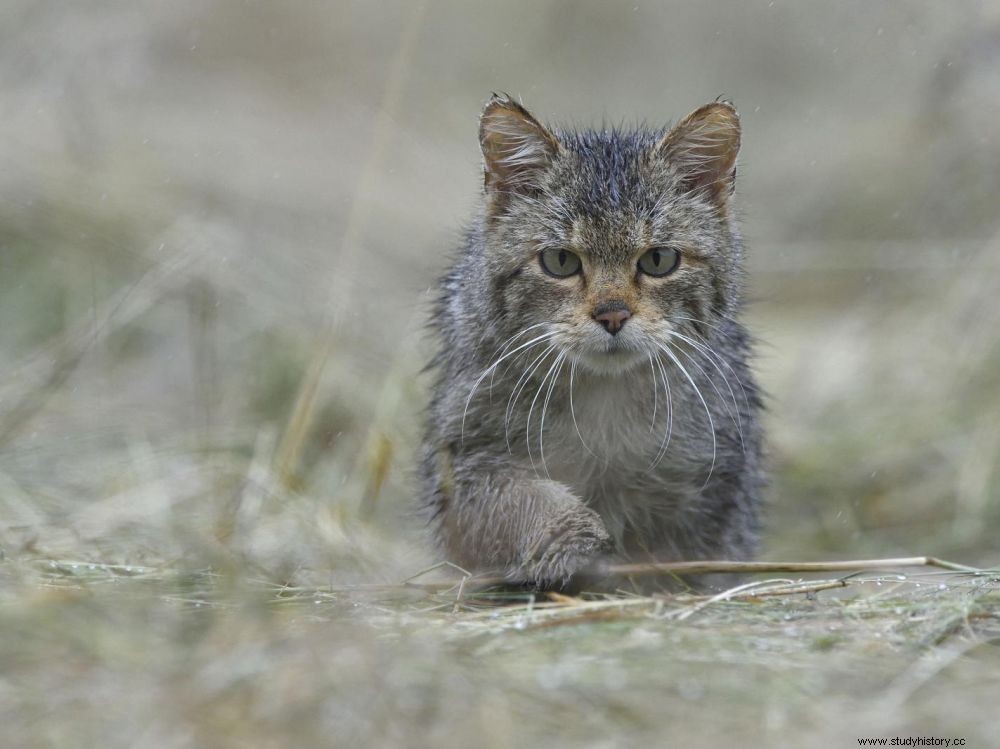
[421, 95, 764, 590]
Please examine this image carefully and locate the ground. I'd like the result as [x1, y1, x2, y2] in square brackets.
[2, 556, 998, 747]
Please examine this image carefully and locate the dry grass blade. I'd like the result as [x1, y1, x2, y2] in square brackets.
[405, 556, 986, 592]
[0, 250, 196, 448]
[272, 4, 427, 488]
[608, 556, 983, 576]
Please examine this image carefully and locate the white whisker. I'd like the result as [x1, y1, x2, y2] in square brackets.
[538, 352, 566, 478]
[667, 332, 744, 452]
[487, 322, 551, 392]
[568, 359, 598, 458]
[461, 331, 555, 443]
[647, 353, 658, 433]
[525, 350, 565, 476]
[504, 344, 558, 452]
[657, 342, 717, 488]
[647, 351, 674, 470]
[671, 314, 752, 415]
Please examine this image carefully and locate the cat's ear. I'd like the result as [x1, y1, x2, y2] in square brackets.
[479, 94, 559, 204]
[656, 100, 740, 205]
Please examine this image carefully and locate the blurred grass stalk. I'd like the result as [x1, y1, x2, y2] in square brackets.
[272, 3, 427, 493]
[0, 248, 197, 448]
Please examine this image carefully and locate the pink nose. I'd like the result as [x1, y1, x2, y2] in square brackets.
[593, 303, 632, 335]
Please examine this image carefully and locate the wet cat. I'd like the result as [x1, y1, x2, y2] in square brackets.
[421, 95, 764, 589]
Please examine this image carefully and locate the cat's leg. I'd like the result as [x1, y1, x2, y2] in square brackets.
[434, 456, 611, 588]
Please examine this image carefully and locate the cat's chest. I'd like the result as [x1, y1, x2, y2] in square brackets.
[537, 376, 687, 487]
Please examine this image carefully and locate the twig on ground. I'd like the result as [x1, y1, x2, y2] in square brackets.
[404, 556, 985, 592]
[609, 556, 981, 576]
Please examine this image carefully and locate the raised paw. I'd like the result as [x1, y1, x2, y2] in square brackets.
[515, 506, 613, 589]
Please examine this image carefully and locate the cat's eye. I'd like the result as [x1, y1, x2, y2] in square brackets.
[539, 248, 582, 278]
[637, 247, 680, 277]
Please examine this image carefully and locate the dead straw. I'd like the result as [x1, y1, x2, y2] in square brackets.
[405, 556, 985, 592]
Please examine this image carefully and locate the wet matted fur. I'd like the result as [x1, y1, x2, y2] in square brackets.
[421, 95, 765, 590]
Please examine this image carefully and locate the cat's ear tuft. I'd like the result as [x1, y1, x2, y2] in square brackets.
[657, 101, 741, 204]
[479, 95, 559, 204]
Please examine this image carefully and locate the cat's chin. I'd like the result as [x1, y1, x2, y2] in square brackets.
[574, 348, 647, 376]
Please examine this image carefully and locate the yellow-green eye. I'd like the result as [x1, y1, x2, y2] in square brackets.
[539, 248, 582, 278]
[637, 247, 680, 277]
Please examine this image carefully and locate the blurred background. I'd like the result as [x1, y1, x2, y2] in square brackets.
[3, 0, 998, 572]
[2, 1, 999, 745]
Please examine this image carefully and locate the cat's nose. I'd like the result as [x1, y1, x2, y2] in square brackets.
[592, 302, 632, 335]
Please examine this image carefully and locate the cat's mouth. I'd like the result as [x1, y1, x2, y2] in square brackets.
[575, 341, 647, 375]
[602, 335, 634, 354]
[550, 322, 651, 375]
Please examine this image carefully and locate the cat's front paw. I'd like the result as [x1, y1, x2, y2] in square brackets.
[516, 507, 612, 589]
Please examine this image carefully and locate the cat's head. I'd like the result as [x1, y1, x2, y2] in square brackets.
[477, 95, 743, 376]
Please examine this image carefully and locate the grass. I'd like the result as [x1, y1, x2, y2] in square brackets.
[2, 553, 998, 747]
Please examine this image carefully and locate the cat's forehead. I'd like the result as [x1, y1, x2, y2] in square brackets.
[564, 213, 651, 258]
[533, 130, 665, 257]
[554, 127, 665, 217]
